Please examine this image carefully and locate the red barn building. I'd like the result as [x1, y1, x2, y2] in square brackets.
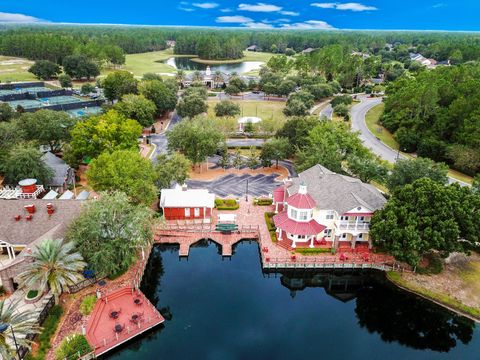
[160, 185, 215, 221]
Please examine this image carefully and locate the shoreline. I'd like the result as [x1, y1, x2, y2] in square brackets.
[386, 271, 480, 323]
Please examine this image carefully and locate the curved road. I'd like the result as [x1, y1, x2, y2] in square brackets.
[351, 96, 404, 164]
[350, 95, 469, 186]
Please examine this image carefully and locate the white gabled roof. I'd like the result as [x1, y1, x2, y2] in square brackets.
[160, 187, 215, 208]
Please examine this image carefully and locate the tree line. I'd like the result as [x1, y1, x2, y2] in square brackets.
[382, 63, 480, 176]
[2, 25, 480, 63]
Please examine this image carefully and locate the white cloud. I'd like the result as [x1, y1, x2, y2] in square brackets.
[220, 8, 233, 12]
[432, 3, 446, 8]
[238, 3, 282, 12]
[0, 12, 42, 23]
[311, 2, 377, 11]
[282, 20, 335, 29]
[311, 2, 337, 8]
[279, 11, 299, 16]
[244, 22, 274, 28]
[216, 15, 254, 23]
[192, 2, 219, 9]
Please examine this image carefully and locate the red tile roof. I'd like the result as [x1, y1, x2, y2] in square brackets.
[273, 211, 325, 236]
[286, 192, 316, 209]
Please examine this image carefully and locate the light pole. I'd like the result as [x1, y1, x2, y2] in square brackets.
[0, 323, 20, 360]
[245, 179, 249, 202]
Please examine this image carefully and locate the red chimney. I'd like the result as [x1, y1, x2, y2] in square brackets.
[14, 215, 21, 221]
[24, 204, 36, 214]
[18, 179, 37, 194]
[25, 214, 33, 221]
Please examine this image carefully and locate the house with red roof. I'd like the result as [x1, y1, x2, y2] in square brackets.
[272, 165, 386, 251]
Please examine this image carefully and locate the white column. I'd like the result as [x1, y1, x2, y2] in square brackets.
[355, 216, 359, 230]
[292, 237, 296, 248]
[275, 203, 278, 213]
[309, 236, 314, 248]
[278, 228, 283, 240]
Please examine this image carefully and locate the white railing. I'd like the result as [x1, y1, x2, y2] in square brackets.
[337, 221, 370, 231]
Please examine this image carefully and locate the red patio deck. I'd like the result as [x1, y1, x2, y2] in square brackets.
[86, 287, 164, 356]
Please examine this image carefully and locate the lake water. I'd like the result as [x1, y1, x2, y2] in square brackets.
[164, 57, 264, 74]
[107, 241, 479, 360]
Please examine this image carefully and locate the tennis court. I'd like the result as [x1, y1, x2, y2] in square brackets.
[0, 86, 51, 96]
[38, 95, 84, 105]
[66, 106, 103, 117]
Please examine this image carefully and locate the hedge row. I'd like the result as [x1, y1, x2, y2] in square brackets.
[215, 198, 240, 210]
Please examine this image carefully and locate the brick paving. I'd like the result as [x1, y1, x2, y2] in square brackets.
[156, 198, 399, 270]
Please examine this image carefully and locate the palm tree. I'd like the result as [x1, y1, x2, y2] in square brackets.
[18, 239, 86, 303]
[0, 299, 40, 359]
[175, 70, 185, 83]
[192, 70, 202, 82]
[213, 71, 224, 87]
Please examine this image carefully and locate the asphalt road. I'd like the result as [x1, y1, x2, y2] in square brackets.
[149, 111, 181, 161]
[350, 96, 401, 164]
[350, 95, 469, 186]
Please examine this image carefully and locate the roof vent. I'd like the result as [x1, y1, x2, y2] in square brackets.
[25, 214, 33, 221]
[181, 184, 188, 192]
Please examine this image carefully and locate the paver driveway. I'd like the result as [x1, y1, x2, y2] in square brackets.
[186, 173, 281, 197]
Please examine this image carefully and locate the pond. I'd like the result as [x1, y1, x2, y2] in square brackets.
[107, 241, 479, 360]
[164, 57, 264, 74]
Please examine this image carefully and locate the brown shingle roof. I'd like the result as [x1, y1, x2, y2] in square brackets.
[0, 199, 83, 246]
[288, 164, 386, 214]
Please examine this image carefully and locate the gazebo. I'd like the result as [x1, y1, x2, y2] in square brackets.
[237, 116, 262, 132]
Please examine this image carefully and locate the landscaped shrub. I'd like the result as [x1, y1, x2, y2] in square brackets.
[264, 212, 276, 232]
[55, 334, 92, 360]
[79, 295, 97, 316]
[269, 230, 277, 243]
[215, 198, 239, 210]
[27, 305, 63, 360]
[255, 198, 273, 206]
[27, 290, 39, 299]
[296, 248, 333, 255]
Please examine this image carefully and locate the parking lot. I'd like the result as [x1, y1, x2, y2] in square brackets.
[186, 173, 281, 197]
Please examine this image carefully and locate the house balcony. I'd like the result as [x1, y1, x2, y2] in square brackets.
[337, 221, 370, 231]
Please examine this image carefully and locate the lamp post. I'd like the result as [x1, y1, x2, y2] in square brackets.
[245, 179, 249, 202]
[0, 323, 20, 360]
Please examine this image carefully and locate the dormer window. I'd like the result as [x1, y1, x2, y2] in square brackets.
[290, 208, 298, 219]
[299, 211, 308, 220]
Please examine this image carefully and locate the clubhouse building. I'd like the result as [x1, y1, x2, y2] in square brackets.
[273, 165, 386, 251]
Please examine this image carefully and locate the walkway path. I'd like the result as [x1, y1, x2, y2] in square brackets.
[156, 199, 402, 271]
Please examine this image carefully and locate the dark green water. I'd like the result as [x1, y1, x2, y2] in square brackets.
[107, 241, 479, 360]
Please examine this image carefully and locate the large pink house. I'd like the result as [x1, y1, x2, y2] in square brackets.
[273, 165, 386, 251]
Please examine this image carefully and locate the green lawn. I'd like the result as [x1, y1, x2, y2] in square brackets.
[0, 55, 36, 82]
[365, 103, 399, 150]
[101, 48, 191, 77]
[207, 99, 286, 134]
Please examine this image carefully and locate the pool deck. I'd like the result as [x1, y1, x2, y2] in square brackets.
[156, 199, 405, 272]
[85, 287, 164, 357]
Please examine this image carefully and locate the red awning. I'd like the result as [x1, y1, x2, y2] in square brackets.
[273, 211, 325, 236]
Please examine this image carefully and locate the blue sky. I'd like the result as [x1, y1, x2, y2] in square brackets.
[1, 1, 479, 31]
